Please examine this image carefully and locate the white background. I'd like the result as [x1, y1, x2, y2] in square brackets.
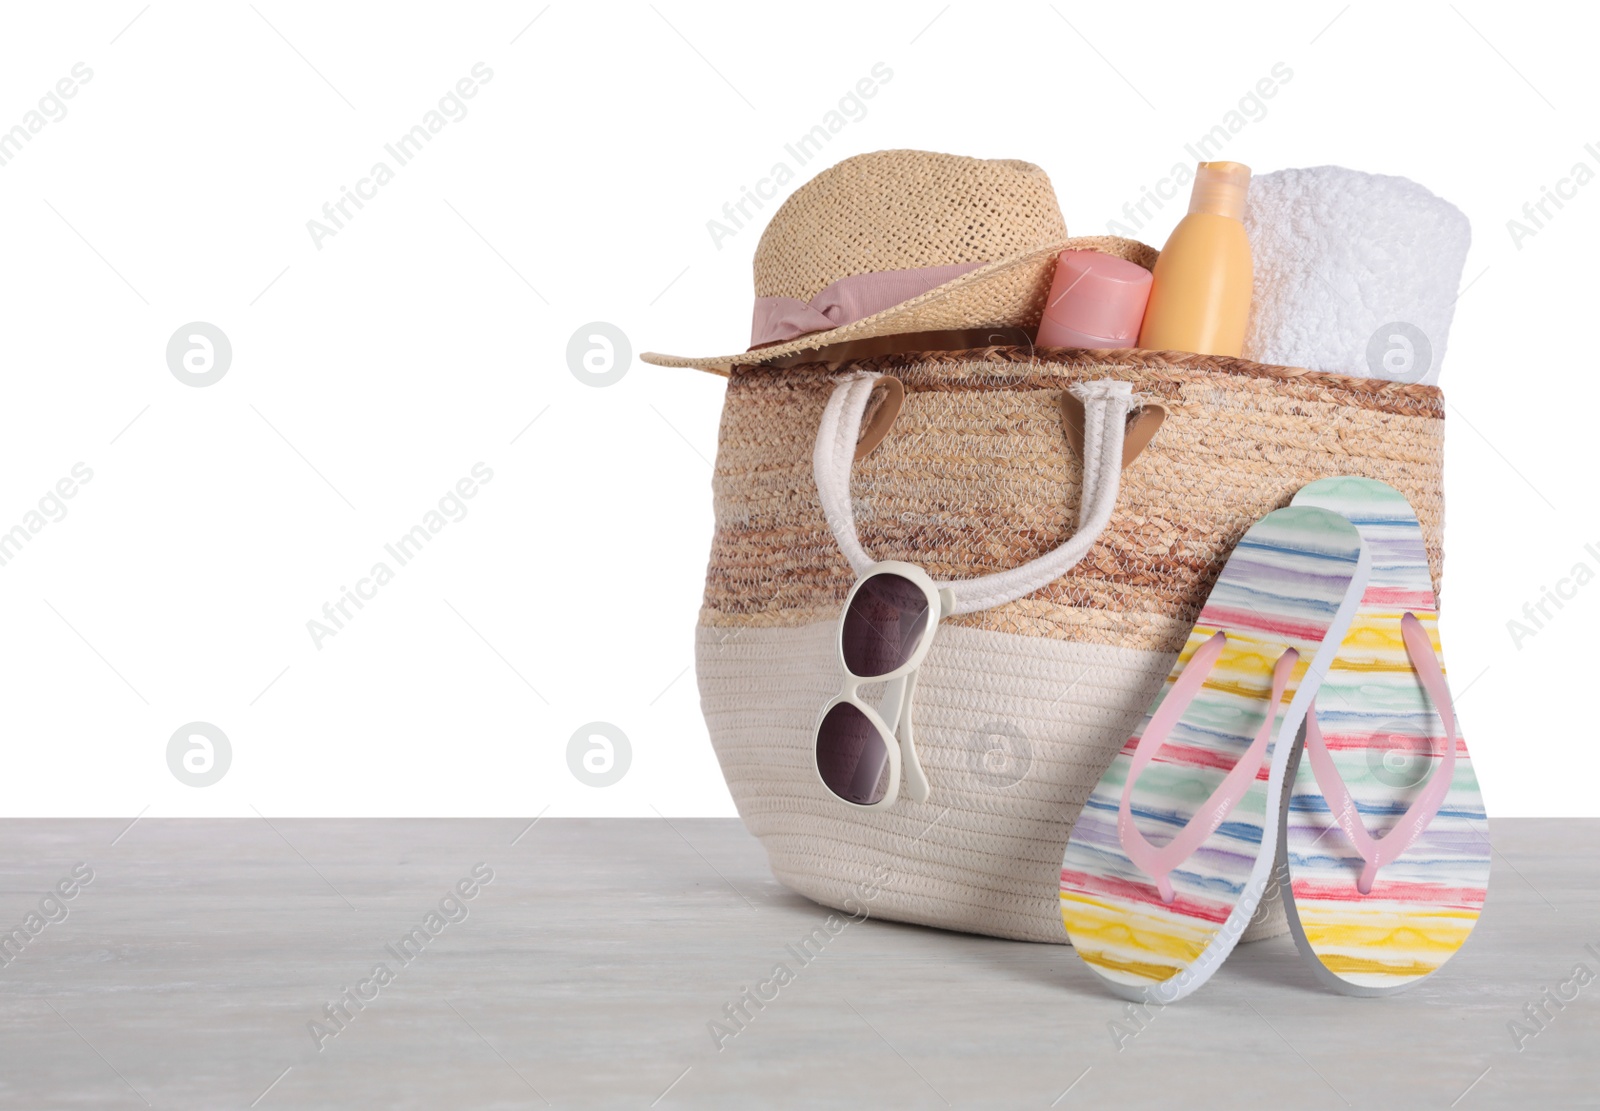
[0, 2, 1592, 817]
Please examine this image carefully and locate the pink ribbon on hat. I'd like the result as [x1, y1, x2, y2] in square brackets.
[750, 262, 985, 347]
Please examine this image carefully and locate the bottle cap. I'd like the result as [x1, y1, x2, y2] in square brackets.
[1188, 161, 1251, 219]
[1036, 249, 1153, 348]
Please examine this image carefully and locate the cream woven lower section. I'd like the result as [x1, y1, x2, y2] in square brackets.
[698, 620, 1290, 945]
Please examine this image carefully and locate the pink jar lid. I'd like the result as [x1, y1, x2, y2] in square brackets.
[1037, 249, 1153, 348]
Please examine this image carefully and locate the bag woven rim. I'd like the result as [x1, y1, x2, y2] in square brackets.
[780, 344, 1444, 398]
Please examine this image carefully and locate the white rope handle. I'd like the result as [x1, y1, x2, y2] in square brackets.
[813, 372, 1132, 616]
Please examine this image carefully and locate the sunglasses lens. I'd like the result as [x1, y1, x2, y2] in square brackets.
[841, 573, 931, 678]
[816, 701, 891, 806]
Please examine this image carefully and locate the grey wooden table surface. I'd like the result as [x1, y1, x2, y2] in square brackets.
[0, 818, 1593, 1110]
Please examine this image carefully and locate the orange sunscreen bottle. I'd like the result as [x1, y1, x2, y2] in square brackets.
[1137, 161, 1253, 356]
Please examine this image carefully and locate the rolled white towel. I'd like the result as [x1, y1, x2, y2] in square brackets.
[1241, 166, 1470, 386]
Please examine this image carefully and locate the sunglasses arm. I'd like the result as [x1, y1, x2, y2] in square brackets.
[887, 586, 950, 806]
[882, 671, 931, 803]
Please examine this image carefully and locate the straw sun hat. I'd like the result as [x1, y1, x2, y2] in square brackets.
[643, 149, 1155, 375]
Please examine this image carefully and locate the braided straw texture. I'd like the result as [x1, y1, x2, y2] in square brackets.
[698, 348, 1445, 945]
[754, 151, 1068, 302]
[645, 158, 1152, 371]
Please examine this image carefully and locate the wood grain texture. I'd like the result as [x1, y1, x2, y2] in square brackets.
[0, 817, 1589, 1109]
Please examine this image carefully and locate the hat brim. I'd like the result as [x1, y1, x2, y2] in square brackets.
[641, 236, 1158, 375]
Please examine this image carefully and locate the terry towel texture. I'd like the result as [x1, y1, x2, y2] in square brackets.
[1242, 166, 1470, 386]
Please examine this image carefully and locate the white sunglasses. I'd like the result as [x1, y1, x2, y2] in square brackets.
[813, 561, 953, 810]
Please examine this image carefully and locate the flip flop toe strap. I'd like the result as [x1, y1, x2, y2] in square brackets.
[1118, 634, 1299, 904]
[1302, 612, 1458, 895]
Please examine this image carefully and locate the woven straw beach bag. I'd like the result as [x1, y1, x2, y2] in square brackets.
[695, 251, 1446, 946]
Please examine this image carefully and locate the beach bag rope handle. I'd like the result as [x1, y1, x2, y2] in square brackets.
[813, 372, 1133, 616]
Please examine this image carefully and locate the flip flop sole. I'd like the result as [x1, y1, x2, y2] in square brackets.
[1060, 506, 1369, 1002]
[1282, 477, 1490, 995]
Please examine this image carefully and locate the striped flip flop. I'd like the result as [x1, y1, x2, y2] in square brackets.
[1060, 506, 1370, 1002]
[1279, 476, 1490, 995]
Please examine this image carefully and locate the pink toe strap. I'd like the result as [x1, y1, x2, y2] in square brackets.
[1118, 633, 1299, 904]
[1301, 613, 1458, 895]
